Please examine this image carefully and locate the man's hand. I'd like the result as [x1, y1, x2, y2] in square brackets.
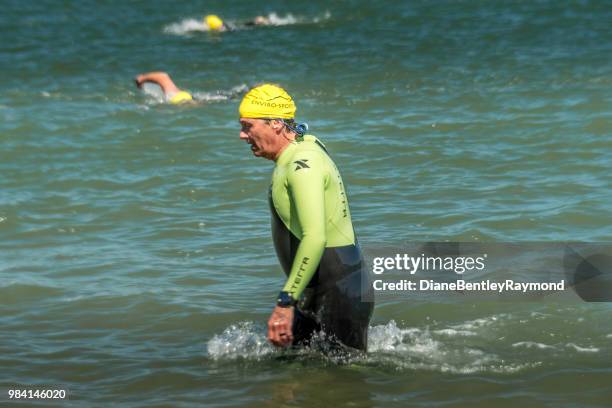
[267, 305, 294, 347]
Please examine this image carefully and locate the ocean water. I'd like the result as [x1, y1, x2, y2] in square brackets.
[1, 0, 611, 406]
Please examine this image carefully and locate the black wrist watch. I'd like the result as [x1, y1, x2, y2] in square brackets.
[276, 291, 297, 308]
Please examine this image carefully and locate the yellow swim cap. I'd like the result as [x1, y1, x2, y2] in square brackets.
[205, 15, 224, 31]
[239, 84, 296, 119]
[169, 91, 193, 104]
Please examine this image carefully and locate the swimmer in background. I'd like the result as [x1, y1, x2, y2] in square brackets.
[244, 15, 271, 27]
[204, 14, 271, 32]
[135, 71, 194, 104]
[134, 71, 249, 105]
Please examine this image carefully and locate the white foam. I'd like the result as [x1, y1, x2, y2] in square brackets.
[207, 318, 538, 374]
[566, 343, 599, 353]
[449, 315, 503, 331]
[265, 12, 297, 26]
[140, 82, 165, 103]
[376, 354, 538, 375]
[437, 361, 537, 374]
[206, 321, 274, 360]
[366, 320, 532, 374]
[61, 295, 84, 302]
[191, 92, 227, 102]
[163, 18, 210, 35]
[262, 11, 331, 26]
[367, 320, 413, 352]
[192, 84, 249, 102]
[529, 311, 550, 318]
[138, 83, 248, 105]
[512, 341, 556, 350]
[313, 11, 332, 23]
[366, 321, 401, 351]
[433, 328, 477, 337]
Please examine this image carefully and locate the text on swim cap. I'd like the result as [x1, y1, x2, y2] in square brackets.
[249, 99, 293, 110]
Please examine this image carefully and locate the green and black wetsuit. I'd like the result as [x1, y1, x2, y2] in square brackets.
[270, 134, 373, 351]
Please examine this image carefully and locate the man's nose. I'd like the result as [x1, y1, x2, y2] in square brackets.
[239, 131, 248, 140]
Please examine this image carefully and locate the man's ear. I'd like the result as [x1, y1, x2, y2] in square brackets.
[271, 119, 283, 131]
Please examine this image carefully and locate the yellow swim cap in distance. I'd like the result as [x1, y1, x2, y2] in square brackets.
[239, 84, 296, 119]
[205, 15, 224, 31]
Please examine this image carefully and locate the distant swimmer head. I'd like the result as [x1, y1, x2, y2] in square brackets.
[239, 84, 296, 119]
[205, 14, 225, 31]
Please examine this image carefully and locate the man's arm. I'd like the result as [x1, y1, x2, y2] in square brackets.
[134, 72, 181, 95]
[282, 149, 327, 298]
[268, 148, 327, 347]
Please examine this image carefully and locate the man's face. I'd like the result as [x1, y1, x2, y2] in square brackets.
[239, 118, 278, 160]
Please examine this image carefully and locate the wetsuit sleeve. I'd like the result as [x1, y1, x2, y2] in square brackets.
[282, 149, 327, 299]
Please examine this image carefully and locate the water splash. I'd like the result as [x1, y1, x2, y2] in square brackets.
[248, 11, 331, 27]
[566, 343, 599, 353]
[513, 341, 557, 350]
[206, 312, 603, 372]
[206, 317, 541, 374]
[140, 82, 165, 104]
[366, 320, 535, 374]
[139, 84, 248, 105]
[192, 84, 249, 102]
[207, 321, 274, 360]
[312, 11, 332, 24]
[163, 18, 210, 35]
[261, 12, 297, 26]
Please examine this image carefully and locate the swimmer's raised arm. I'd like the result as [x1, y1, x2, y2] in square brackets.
[134, 72, 193, 104]
[134, 72, 180, 95]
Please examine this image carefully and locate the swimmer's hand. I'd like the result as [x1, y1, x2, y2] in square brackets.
[134, 75, 145, 89]
[267, 306, 294, 347]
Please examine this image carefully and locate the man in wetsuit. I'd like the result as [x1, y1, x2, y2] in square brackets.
[238, 84, 373, 351]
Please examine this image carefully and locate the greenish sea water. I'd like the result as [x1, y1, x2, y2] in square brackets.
[1, 1, 611, 406]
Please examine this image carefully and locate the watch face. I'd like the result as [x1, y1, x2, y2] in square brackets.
[277, 292, 295, 307]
